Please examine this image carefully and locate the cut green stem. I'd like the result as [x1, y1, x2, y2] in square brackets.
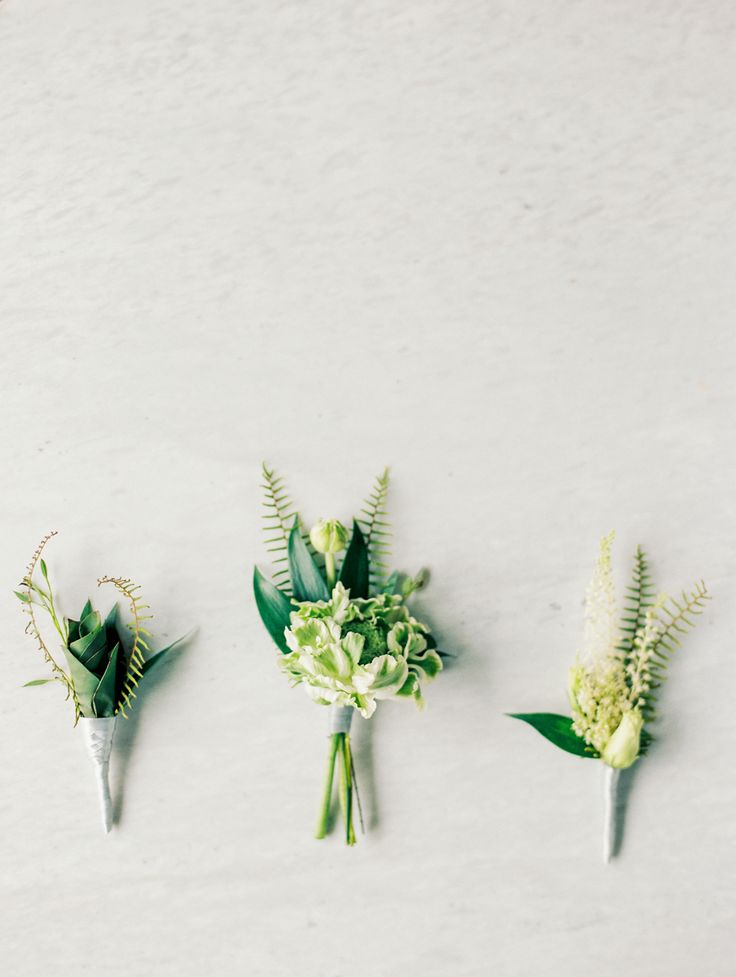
[315, 733, 340, 839]
[342, 734, 356, 845]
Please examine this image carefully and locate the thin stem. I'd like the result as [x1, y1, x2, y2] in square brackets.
[315, 734, 340, 839]
[342, 734, 356, 846]
[325, 553, 336, 589]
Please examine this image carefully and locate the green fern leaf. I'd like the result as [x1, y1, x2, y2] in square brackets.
[356, 468, 391, 592]
[639, 580, 710, 720]
[618, 546, 655, 673]
[97, 576, 153, 718]
[260, 463, 297, 594]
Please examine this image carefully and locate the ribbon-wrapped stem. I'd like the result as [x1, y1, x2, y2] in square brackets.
[603, 764, 621, 863]
[315, 705, 356, 844]
[80, 716, 116, 834]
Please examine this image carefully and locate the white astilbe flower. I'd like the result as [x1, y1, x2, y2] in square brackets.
[570, 532, 639, 760]
[582, 530, 619, 663]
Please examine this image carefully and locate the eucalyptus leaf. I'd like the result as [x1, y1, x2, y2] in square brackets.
[508, 712, 600, 759]
[338, 520, 369, 599]
[288, 520, 330, 602]
[253, 567, 293, 653]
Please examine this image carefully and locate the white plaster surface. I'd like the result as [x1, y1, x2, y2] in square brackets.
[1, 1, 735, 975]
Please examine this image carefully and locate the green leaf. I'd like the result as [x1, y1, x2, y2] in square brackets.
[288, 520, 330, 602]
[338, 521, 370, 599]
[253, 567, 293, 653]
[79, 608, 101, 638]
[68, 627, 108, 673]
[40, 559, 49, 579]
[142, 635, 188, 676]
[66, 617, 81, 644]
[508, 713, 600, 759]
[640, 728, 653, 756]
[61, 647, 101, 717]
[23, 678, 55, 687]
[14, 590, 31, 603]
[92, 643, 119, 717]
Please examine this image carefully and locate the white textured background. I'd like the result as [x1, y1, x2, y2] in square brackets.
[1, 2, 735, 975]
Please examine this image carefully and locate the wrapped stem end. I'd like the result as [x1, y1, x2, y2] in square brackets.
[81, 717, 116, 834]
[603, 765, 621, 864]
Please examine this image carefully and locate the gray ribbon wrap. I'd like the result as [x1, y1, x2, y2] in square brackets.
[328, 704, 354, 735]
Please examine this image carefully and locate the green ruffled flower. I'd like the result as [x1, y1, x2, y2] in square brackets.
[281, 582, 442, 718]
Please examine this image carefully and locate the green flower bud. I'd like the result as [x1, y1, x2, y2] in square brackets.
[309, 519, 349, 555]
[601, 709, 643, 769]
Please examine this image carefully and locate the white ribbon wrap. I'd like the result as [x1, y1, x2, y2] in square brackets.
[602, 764, 621, 863]
[328, 704, 353, 735]
[80, 716, 116, 834]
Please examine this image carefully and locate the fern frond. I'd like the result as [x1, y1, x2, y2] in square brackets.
[356, 468, 391, 591]
[97, 576, 151, 718]
[261, 463, 297, 593]
[19, 532, 80, 724]
[617, 546, 655, 671]
[638, 581, 710, 720]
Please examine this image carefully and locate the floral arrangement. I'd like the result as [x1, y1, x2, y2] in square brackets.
[509, 532, 710, 861]
[253, 466, 443, 844]
[16, 532, 183, 832]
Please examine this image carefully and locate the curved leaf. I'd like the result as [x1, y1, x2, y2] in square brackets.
[61, 647, 101, 717]
[68, 627, 108, 673]
[288, 520, 330, 602]
[339, 520, 369, 599]
[142, 634, 188, 676]
[92, 643, 119, 717]
[253, 567, 293, 653]
[508, 712, 599, 759]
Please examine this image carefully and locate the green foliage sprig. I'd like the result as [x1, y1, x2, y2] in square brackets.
[252, 465, 443, 845]
[16, 534, 183, 724]
[509, 534, 710, 769]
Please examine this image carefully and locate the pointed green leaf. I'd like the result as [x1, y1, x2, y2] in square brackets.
[14, 590, 31, 604]
[79, 608, 101, 638]
[40, 559, 49, 579]
[23, 678, 55, 687]
[66, 617, 81, 644]
[142, 635, 188, 676]
[68, 627, 108, 673]
[92, 643, 119, 717]
[253, 567, 293, 653]
[508, 713, 599, 759]
[61, 648, 101, 717]
[288, 520, 330, 602]
[338, 520, 370, 599]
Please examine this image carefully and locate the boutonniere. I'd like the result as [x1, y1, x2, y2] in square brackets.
[253, 466, 444, 845]
[510, 532, 710, 861]
[16, 532, 185, 832]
